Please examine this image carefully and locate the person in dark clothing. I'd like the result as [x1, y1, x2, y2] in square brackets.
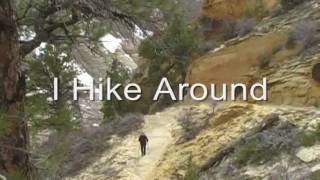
[138, 133, 148, 156]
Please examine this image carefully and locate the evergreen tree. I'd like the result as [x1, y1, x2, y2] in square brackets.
[0, 0, 175, 177]
[101, 60, 130, 121]
[26, 44, 77, 133]
[134, 16, 200, 112]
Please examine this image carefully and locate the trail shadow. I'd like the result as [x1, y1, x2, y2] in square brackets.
[63, 113, 144, 178]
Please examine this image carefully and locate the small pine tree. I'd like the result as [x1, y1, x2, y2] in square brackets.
[136, 16, 200, 112]
[26, 44, 77, 133]
[101, 60, 131, 121]
[139, 16, 199, 73]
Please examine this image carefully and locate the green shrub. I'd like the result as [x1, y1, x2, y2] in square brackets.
[258, 53, 272, 69]
[135, 16, 200, 112]
[281, 0, 303, 10]
[0, 111, 9, 137]
[301, 124, 320, 147]
[311, 170, 320, 180]
[184, 157, 199, 180]
[139, 16, 199, 66]
[301, 132, 318, 147]
[139, 16, 200, 80]
[221, 18, 256, 40]
[101, 60, 131, 121]
[235, 138, 277, 166]
[36, 141, 69, 179]
[7, 171, 26, 180]
[286, 21, 318, 49]
[244, 0, 267, 19]
[26, 44, 77, 132]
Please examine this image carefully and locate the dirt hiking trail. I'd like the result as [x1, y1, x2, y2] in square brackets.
[69, 106, 184, 180]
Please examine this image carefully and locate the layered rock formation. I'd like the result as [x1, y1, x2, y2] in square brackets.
[187, 0, 320, 107]
[72, 43, 138, 80]
[198, 104, 320, 179]
[260, 56, 320, 106]
[203, 0, 279, 20]
[143, 102, 320, 179]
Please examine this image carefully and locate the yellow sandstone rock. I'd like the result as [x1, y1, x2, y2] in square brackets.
[203, 0, 280, 20]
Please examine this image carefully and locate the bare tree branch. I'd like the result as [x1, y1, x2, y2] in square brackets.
[16, 0, 33, 23]
[19, 0, 141, 57]
[20, 10, 79, 57]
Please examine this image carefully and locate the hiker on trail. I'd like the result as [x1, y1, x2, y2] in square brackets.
[139, 133, 149, 156]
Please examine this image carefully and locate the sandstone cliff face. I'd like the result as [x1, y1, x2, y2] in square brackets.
[187, 47, 320, 107]
[260, 56, 320, 106]
[187, 0, 320, 107]
[186, 31, 294, 88]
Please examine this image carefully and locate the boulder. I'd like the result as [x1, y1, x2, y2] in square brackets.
[296, 145, 320, 163]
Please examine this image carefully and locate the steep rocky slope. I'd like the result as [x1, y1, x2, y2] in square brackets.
[148, 0, 320, 179]
[148, 103, 320, 179]
[259, 56, 320, 106]
[61, 101, 320, 179]
[199, 106, 320, 179]
[188, 0, 320, 106]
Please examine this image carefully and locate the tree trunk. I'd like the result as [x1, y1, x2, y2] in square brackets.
[0, 0, 30, 178]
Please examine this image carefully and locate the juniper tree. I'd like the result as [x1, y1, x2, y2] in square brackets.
[26, 44, 77, 133]
[101, 59, 130, 121]
[0, 0, 175, 178]
[135, 16, 200, 112]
